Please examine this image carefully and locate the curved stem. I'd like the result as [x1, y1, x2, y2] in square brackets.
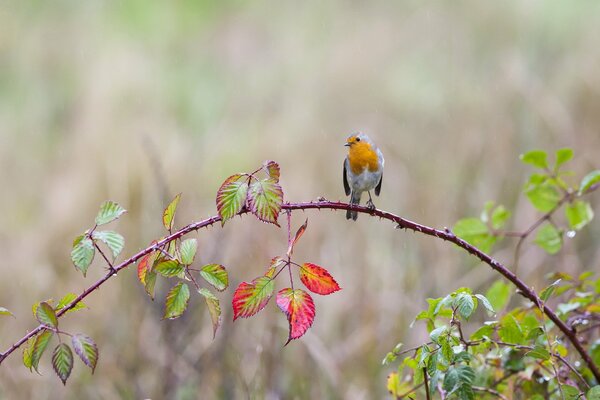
[0, 201, 597, 383]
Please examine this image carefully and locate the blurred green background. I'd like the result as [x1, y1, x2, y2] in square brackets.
[1, 1, 600, 398]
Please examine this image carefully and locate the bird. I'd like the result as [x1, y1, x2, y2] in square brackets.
[343, 133, 384, 220]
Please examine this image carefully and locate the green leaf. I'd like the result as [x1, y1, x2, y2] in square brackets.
[473, 294, 495, 315]
[56, 293, 86, 314]
[145, 270, 157, 300]
[525, 183, 560, 213]
[470, 324, 494, 340]
[71, 236, 95, 276]
[216, 174, 249, 226]
[199, 264, 228, 292]
[499, 314, 524, 344]
[561, 385, 581, 400]
[453, 218, 495, 253]
[198, 288, 221, 338]
[540, 279, 561, 302]
[430, 325, 448, 343]
[92, 230, 125, 258]
[154, 260, 185, 277]
[485, 280, 511, 311]
[52, 343, 73, 385]
[36, 302, 58, 329]
[0, 306, 13, 317]
[565, 200, 594, 231]
[163, 193, 181, 231]
[443, 365, 475, 395]
[23, 336, 35, 369]
[587, 386, 600, 400]
[579, 170, 600, 195]
[520, 150, 548, 169]
[164, 282, 190, 320]
[525, 345, 550, 360]
[248, 178, 283, 226]
[95, 200, 126, 226]
[491, 205, 511, 230]
[534, 223, 562, 254]
[526, 326, 544, 340]
[555, 148, 573, 169]
[454, 293, 475, 320]
[31, 330, 53, 372]
[71, 334, 99, 373]
[179, 238, 197, 265]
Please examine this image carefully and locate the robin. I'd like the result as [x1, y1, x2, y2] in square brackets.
[343, 133, 384, 220]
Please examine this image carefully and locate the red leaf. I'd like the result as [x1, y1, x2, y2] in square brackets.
[232, 277, 275, 320]
[276, 288, 315, 344]
[216, 174, 249, 226]
[264, 160, 280, 182]
[137, 250, 157, 285]
[287, 218, 308, 257]
[299, 263, 341, 295]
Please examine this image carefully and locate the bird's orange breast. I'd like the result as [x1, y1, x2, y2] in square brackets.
[348, 142, 379, 175]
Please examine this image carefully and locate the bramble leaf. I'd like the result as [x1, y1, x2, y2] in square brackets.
[525, 183, 560, 213]
[264, 160, 281, 182]
[95, 201, 126, 226]
[163, 193, 181, 231]
[31, 330, 53, 372]
[525, 345, 550, 360]
[579, 170, 600, 195]
[232, 277, 274, 319]
[276, 288, 315, 344]
[491, 205, 511, 230]
[52, 343, 73, 385]
[454, 293, 475, 320]
[71, 236, 95, 276]
[56, 293, 86, 314]
[534, 223, 562, 254]
[36, 302, 58, 329]
[248, 178, 283, 226]
[216, 174, 248, 226]
[0, 307, 13, 317]
[23, 336, 35, 370]
[565, 200, 594, 231]
[154, 260, 185, 277]
[92, 230, 125, 258]
[145, 270, 157, 300]
[198, 288, 221, 338]
[561, 385, 580, 400]
[453, 218, 495, 253]
[540, 279, 561, 302]
[299, 263, 341, 295]
[485, 280, 511, 311]
[520, 150, 548, 169]
[587, 386, 600, 400]
[287, 218, 308, 257]
[474, 294, 495, 315]
[164, 282, 190, 320]
[71, 334, 99, 373]
[180, 238, 197, 265]
[137, 251, 156, 286]
[555, 148, 573, 169]
[499, 314, 524, 344]
[200, 264, 228, 292]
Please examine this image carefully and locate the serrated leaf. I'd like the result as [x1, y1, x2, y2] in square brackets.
[164, 282, 190, 320]
[56, 293, 86, 314]
[154, 260, 185, 277]
[299, 263, 341, 295]
[180, 238, 197, 265]
[470, 324, 494, 340]
[264, 160, 281, 182]
[92, 230, 125, 258]
[540, 279, 561, 302]
[248, 178, 283, 226]
[520, 150, 548, 169]
[565, 200, 594, 231]
[266, 256, 285, 278]
[162, 193, 181, 231]
[71, 236, 95, 276]
[71, 334, 99, 373]
[52, 343, 73, 385]
[276, 288, 315, 344]
[499, 314, 524, 344]
[198, 288, 221, 338]
[144, 270, 157, 300]
[454, 293, 475, 320]
[287, 218, 308, 257]
[526, 326, 544, 340]
[525, 183, 560, 213]
[36, 302, 58, 329]
[561, 384, 581, 400]
[580, 170, 600, 195]
[453, 218, 495, 253]
[216, 174, 248, 226]
[587, 386, 600, 400]
[525, 345, 550, 360]
[0, 307, 13, 317]
[232, 277, 274, 319]
[430, 326, 448, 343]
[474, 294, 495, 315]
[31, 330, 53, 372]
[23, 336, 35, 370]
[95, 201, 126, 226]
[555, 148, 573, 169]
[137, 251, 157, 286]
[443, 365, 475, 395]
[491, 205, 511, 230]
[485, 280, 511, 312]
[534, 223, 562, 254]
[200, 264, 228, 291]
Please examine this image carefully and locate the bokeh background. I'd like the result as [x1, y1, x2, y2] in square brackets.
[1, 1, 600, 399]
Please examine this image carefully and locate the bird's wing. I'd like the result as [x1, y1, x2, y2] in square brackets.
[343, 158, 351, 195]
[375, 172, 382, 196]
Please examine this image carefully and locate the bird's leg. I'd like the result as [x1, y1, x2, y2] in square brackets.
[366, 191, 376, 210]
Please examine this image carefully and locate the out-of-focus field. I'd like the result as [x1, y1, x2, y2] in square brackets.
[1, 1, 600, 399]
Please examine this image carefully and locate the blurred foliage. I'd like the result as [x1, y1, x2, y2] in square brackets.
[1, 1, 600, 398]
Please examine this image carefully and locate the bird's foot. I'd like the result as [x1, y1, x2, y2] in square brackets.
[366, 199, 376, 210]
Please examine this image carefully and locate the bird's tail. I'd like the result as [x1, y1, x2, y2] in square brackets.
[346, 191, 361, 221]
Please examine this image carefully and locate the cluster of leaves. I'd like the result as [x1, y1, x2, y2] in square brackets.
[22, 296, 96, 385]
[386, 149, 600, 399]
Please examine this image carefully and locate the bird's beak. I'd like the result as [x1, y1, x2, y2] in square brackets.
[344, 142, 350, 147]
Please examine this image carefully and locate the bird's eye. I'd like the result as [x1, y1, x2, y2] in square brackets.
[356, 137, 361, 142]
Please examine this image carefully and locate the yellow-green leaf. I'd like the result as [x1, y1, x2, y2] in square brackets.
[216, 174, 248, 226]
[36, 302, 58, 329]
[163, 193, 181, 231]
[95, 201, 126, 226]
[71, 334, 99, 373]
[71, 236, 95, 276]
[52, 343, 73, 385]
[200, 264, 228, 291]
[180, 238, 197, 265]
[248, 179, 283, 226]
[164, 282, 190, 320]
[198, 288, 221, 338]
